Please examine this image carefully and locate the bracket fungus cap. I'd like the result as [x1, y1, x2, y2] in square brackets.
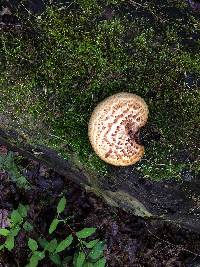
[88, 92, 149, 166]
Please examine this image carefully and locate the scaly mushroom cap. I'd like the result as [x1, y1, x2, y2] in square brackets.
[88, 92, 149, 166]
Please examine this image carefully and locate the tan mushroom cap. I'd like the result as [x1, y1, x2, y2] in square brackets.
[88, 92, 149, 166]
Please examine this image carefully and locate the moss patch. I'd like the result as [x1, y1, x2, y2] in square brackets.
[0, 0, 199, 180]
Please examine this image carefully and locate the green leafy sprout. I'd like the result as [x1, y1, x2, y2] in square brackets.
[0, 152, 31, 190]
[0, 204, 32, 252]
[0, 197, 106, 267]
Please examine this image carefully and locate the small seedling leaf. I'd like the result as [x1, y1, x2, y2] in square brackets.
[10, 210, 23, 225]
[34, 251, 45, 260]
[93, 257, 106, 267]
[55, 234, 73, 253]
[18, 204, 28, 218]
[49, 218, 60, 234]
[76, 252, 86, 267]
[76, 228, 96, 239]
[29, 254, 39, 267]
[84, 239, 99, 249]
[57, 196, 66, 214]
[5, 235, 15, 251]
[28, 238, 38, 252]
[10, 226, 20, 237]
[28, 252, 45, 267]
[49, 253, 62, 266]
[88, 241, 105, 260]
[0, 228, 10, 236]
[73, 252, 78, 267]
[38, 238, 49, 249]
[45, 238, 58, 253]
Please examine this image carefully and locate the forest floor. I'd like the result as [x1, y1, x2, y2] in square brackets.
[0, 2, 200, 266]
[1, 144, 200, 267]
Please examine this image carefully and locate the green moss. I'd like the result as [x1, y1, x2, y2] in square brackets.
[0, 0, 199, 180]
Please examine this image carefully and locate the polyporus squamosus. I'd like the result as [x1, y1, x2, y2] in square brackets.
[88, 92, 149, 166]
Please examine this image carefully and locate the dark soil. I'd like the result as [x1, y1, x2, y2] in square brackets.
[1, 144, 200, 267]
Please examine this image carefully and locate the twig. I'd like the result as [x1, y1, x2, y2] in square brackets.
[58, 215, 88, 256]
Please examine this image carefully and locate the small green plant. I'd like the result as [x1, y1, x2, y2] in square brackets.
[26, 196, 106, 267]
[0, 152, 31, 189]
[0, 204, 32, 251]
[0, 198, 106, 266]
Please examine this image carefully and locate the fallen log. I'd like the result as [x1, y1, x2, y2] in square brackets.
[1, 127, 200, 232]
[0, 0, 200, 232]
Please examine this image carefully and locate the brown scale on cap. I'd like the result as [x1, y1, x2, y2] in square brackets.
[88, 92, 149, 166]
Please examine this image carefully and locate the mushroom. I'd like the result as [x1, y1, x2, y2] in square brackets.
[88, 92, 149, 166]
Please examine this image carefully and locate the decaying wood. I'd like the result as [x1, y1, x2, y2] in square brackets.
[1, 128, 200, 232]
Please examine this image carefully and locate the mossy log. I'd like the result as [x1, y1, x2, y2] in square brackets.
[1, 127, 200, 232]
[0, 1, 200, 232]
